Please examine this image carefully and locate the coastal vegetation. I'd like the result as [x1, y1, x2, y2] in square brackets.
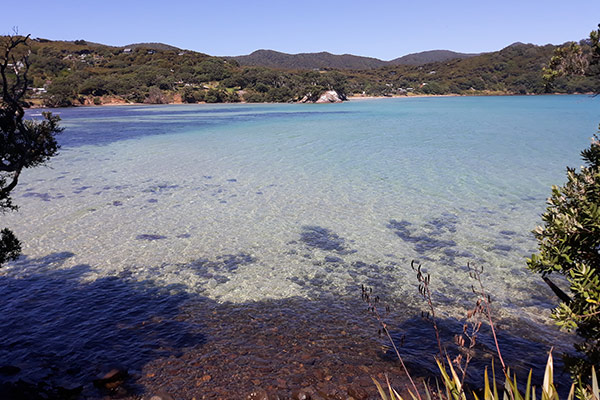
[0, 34, 62, 266]
[527, 133, 600, 394]
[9, 35, 599, 107]
[528, 24, 600, 391]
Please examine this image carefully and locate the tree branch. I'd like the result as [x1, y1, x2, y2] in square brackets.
[542, 276, 572, 304]
[0, 169, 21, 199]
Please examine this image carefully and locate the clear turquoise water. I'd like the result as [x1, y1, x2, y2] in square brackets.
[2, 95, 598, 391]
[6, 96, 599, 316]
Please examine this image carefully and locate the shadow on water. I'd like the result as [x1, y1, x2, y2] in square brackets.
[0, 251, 415, 399]
[32, 106, 356, 148]
[0, 247, 575, 399]
[0, 252, 206, 399]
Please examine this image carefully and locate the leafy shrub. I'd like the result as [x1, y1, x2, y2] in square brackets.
[527, 133, 600, 384]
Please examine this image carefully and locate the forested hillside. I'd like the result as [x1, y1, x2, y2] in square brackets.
[351, 42, 599, 95]
[388, 49, 478, 65]
[229, 49, 388, 70]
[230, 49, 478, 70]
[15, 37, 600, 107]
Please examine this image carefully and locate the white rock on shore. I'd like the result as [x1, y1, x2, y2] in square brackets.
[315, 90, 343, 103]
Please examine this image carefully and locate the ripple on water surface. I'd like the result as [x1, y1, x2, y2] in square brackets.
[2, 97, 597, 396]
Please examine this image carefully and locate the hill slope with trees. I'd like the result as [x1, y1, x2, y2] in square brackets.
[388, 49, 479, 65]
[229, 49, 388, 70]
[230, 49, 478, 70]
[14, 37, 600, 107]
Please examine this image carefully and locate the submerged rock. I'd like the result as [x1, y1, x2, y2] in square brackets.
[247, 388, 269, 400]
[93, 368, 128, 389]
[291, 387, 313, 399]
[150, 391, 175, 400]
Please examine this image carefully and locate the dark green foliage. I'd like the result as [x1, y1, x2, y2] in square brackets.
[528, 24, 600, 390]
[195, 59, 231, 81]
[420, 81, 448, 95]
[203, 88, 223, 103]
[242, 91, 266, 103]
[230, 49, 389, 70]
[388, 49, 478, 66]
[203, 88, 239, 103]
[43, 75, 76, 106]
[0, 228, 21, 265]
[181, 86, 204, 103]
[527, 134, 600, 385]
[317, 71, 348, 99]
[265, 86, 293, 102]
[0, 34, 62, 266]
[543, 24, 600, 93]
[122, 42, 180, 51]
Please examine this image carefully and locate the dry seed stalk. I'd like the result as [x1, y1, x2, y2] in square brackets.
[362, 284, 423, 400]
[467, 263, 507, 375]
[412, 261, 444, 360]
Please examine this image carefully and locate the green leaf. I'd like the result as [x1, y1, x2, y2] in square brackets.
[525, 369, 532, 400]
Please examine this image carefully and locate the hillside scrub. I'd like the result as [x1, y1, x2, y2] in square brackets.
[12, 37, 599, 107]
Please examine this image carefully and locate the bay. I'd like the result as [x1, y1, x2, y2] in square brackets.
[1, 95, 598, 396]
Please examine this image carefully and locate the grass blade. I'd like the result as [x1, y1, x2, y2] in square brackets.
[542, 352, 554, 400]
[567, 383, 574, 400]
[525, 369, 532, 400]
[423, 380, 432, 400]
[592, 367, 599, 400]
[372, 377, 389, 400]
[492, 361, 500, 400]
[485, 367, 493, 400]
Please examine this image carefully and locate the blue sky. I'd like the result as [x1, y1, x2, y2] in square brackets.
[5, 1, 600, 60]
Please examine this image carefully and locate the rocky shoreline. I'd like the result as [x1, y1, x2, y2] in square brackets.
[27, 91, 588, 110]
[0, 296, 414, 400]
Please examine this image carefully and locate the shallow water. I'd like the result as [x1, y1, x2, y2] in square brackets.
[1, 96, 598, 397]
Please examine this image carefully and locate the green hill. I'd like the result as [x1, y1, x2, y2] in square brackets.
[389, 49, 479, 65]
[361, 42, 599, 95]
[122, 42, 182, 51]
[11, 37, 598, 107]
[229, 49, 388, 70]
[230, 49, 478, 70]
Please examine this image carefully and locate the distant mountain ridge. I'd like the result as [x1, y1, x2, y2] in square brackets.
[389, 50, 479, 66]
[229, 49, 388, 70]
[122, 42, 182, 51]
[229, 49, 479, 70]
